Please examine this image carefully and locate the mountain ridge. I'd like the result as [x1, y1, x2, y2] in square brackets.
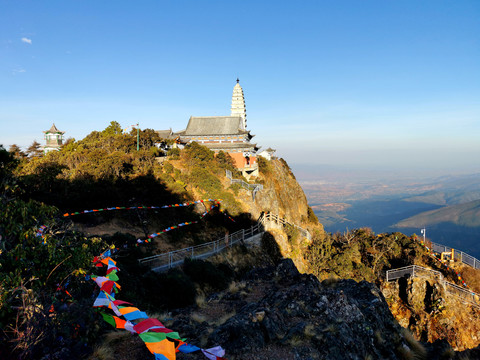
[395, 199, 480, 228]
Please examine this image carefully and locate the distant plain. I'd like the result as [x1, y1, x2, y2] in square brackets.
[295, 165, 480, 258]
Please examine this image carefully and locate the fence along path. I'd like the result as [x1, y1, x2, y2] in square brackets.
[423, 239, 480, 270]
[261, 212, 311, 241]
[225, 170, 263, 201]
[386, 265, 480, 309]
[138, 213, 311, 272]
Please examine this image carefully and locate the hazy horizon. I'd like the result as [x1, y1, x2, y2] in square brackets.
[1, 1, 479, 174]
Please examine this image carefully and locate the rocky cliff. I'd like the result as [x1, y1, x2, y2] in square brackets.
[131, 256, 453, 360]
[229, 158, 324, 272]
[382, 276, 480, 351]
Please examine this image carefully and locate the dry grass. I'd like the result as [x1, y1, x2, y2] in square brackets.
[459, 265, 480, 294]
[303, 323, 315, 339]
[322, 324, 337, 333]
[375, 330, 385, 345]
[195, 291, 206, 308]
[88, 332, 131, 360]
[213, 310, 237, 327]
[242, 344, 296, 360]
[322, 274, 340, 287]
[440, 347, 455, 359]
[397, 345, 415, 360]
[400, 328, 427, 360]
[89, 345, 114, 360]
[191, 312, 207, 323]
[228, 280, 246, 294]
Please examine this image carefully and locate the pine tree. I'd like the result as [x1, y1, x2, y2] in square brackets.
[8, 144, 27, 159]
[27, 140, 43, 158]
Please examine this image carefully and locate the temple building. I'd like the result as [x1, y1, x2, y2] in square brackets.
[43, 123, 65, 153]
[175, 80, 259, 178]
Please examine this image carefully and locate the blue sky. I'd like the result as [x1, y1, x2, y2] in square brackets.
[1, 0, 479, 176]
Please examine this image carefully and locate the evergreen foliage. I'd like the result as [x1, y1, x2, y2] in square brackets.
[8, 144, 27, 160]
[0, 145, 109, 358]
[304, 228, 422, 283]
[0, 126, 246, 358]
[26, 140, 43, 158]
[257, 156, 271, 175]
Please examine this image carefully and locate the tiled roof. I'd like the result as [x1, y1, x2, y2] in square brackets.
[183, 116, 247, 136]
[156, 129, 174, 139]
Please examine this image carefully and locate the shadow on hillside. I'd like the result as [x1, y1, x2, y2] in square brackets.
[20, 171, 259, 247]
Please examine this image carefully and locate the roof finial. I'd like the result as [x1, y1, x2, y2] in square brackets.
[236, 78, 239, 83]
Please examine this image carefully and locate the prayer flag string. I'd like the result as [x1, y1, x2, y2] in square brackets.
[36, 200, 236, 245]
[137, 201, 221, 243]
[62, 199, 222, 218]
[90, 249, 227, 360]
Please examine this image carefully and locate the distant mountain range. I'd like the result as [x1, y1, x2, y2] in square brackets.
[303, 171, 480, 257]
[393, 199, 480, 257]
[395, 199, 480, 228]
[402, 173, 480, 206]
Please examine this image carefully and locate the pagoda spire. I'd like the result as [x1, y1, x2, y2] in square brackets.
[231, 79, 246, 130]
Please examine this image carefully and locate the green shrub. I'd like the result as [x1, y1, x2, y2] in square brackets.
[257, 156, 272, 175]
[285, 224, 300, 245]
[216, 151, 236, 172]
[184, 142, 215, 165]
[163, 161, 174, 174]
[307, 206, 318, 224]
[229, 183, 242, 195]
[168, 147, 180, 159]
[189, 167, 223, 195]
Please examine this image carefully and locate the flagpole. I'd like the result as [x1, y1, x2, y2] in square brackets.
[136, 123, 140, 151]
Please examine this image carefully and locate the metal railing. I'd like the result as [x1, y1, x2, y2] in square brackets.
[423, 239, 480, 270]
[386, 265, 480, 308]
[138, 211, 311, 271]
[138, 222, 265, 271]
[444, 281, 480, 308]
[259, 212, 311, 241]
[226, 170, 263, 201]
[386, 265, 443, 282]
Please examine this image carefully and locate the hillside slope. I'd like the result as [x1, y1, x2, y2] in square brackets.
[395, 199, 480, 228]
[5, 128, 480, 359]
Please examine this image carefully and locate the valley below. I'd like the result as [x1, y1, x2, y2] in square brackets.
[299, 170, 480, 258]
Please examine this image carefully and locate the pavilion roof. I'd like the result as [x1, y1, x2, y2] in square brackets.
[43, 123, 65, 134]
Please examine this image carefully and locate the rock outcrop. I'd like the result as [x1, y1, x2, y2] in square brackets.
[382, 276, 480, 352]
[171, 259, 440, 359]
[233, 158, 324, 272]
